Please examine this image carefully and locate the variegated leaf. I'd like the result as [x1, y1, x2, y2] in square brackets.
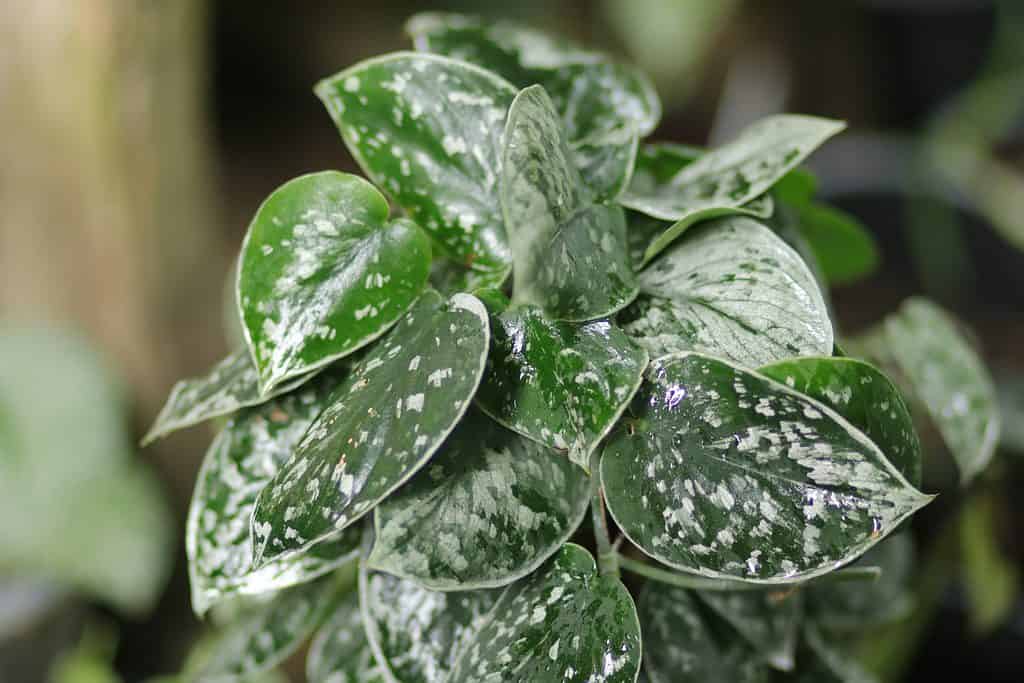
[306, 591, 386, 683]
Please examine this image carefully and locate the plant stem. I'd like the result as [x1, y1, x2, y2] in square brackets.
[589, 453, 618, 578]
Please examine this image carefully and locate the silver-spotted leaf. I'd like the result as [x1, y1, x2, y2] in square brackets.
[571, 128, 639, 201]
[251, 291, 489, 566]
[621, 217, 833, 367]
[639, 582, 768, 683]
[143, 349, 313, 445]
[238, 171, 431, 394]
[476, 306, 648, 468]
[316, 52, 516, 274]
[502, 85, 637, 321]
[698, 590, 802, 671]
[189, 573, 347, 682]
[306, 591, 386, 683]
[601, 352, 932, 583]
[360, 568, 500, 683]
[186, 372, 360, 616]
[447, 543, 641, 683]
[622, 116, 844, 264]
[858, 298, 1000, 484]
[759, 357, 922, 487]
[368, 409, 590, 590]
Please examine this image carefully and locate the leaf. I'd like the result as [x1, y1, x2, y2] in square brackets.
[360, 568, 500, 683]
[806, 533, 915, 632]
[187, 573, 348, 683]
[600, 352, 932, 583]
[759, 357, 922, 487]
[621, 115, 845, 264]
[251, 291, 489, 567]
[186, 372, 360, 616]
[238, 171, 432, 394]
[447, 543, 641, 683]
[639, 582, 768, 683]
[429, 257, 509, 297]
[502, 85, 638, 321]
[143, 349, 313, 445]
[571, 129, 639, 201]
[959, 494, 1019, 634]
[794, 203, 878, 286]
[306, 591, 386, 683]
[476, 305, 648, 468]
[793, 625, 879, 683]
[620, 217, 833, 367]
[367, 409, 590, 590]
[316, 52, 517, 274]
[773, 168, 819, 207]
[698, 590, 802, 671]
[858, 297, 1000, 484]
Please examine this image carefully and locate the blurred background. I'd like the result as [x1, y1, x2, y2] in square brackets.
[1, 0, 1023, 680]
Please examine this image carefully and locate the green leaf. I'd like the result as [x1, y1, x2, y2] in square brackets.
[806, 533, 914, 632]
[367, 409, 590, 590]
[429, 257, 509, 297]
[794, 203, 878, 286]
[622, 115, 845, 264]
[759, 357, 922, 487]
[316, 52, 517, 274]
[186, 372, 360, 616]
[143, 349, 313, 445]
[476, 306, 648, 468]
[793, 625, 879, 683]
[407, 12, 660, 163]
[639, 582, 768, 683]
[238, 171, 431, 394]
[620, 217, 833, 367]
[571, 128, 639, 201]
[189, 572, 349, 683]
[772, 168, 819, 207]
[698, 590, 802, 671]
[858, 297, 1000, 484]
[360, 568, 500, 683]
[960, 494, 1019, 634]
[502, 85, 637, 321]
[306, 591, 386, 683]
[251, 291, 489, 567]
[447, 544, 641, 683]
[601, 352, 932, 583]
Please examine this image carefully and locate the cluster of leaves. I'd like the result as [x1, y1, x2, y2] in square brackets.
[145, 13, 1002, 683]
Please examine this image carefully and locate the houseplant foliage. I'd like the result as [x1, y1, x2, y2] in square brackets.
[146, 12, 1003, 682]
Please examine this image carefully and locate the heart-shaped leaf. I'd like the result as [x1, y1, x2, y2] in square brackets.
[367, 409, 590, 590]
[502, 85, 637, 321]
[186, 372, 360, 616]
[759, 357, 922, 487]
[316, 52, 516, 275]
[621, 217, 833, 367]
[855, 298, 1000, 484]
[698, 590, 802, 671]
[447, 543, 641, 683]
[601, 352, 932, 583]
[251, 291, 489, 567]
[306, 591, 386, 683]
[143, 349, 314, 445]
[188, 572, 348, 682]
[621, 116, 845, 264]
[639, 582, 768, 683]
[238, 171, 431, 394]
[360, 568, 500, 683]
[476, 306, 648, 468]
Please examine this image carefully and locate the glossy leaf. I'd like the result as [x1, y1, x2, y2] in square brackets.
[698, 590, 802, 671]
[238, 171, 431, 394]
[360, 568, 500, 683]
[759, 357, 922, 487]
[190, 573, 347, 682]
[502, 85, 637, 321]
[316, 52, 516, 273]
[368, 409, 590, 590]
[447, 544, 641, 683]
[251, 291, 489, 566]
[859, 297, 1000, 484]
[476, 306, 648, 468]
[306, 591, 386, 683]
[622, 115, 844, 264]
[143, 349, 313, 445]
[794, 203, 878, 286]
[571, 128, 639, 201]
[186, 372, 360, 616]
[601, 352, 932, 583]
[621, 217, 833, 367]
[639, 582, 768, 683]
